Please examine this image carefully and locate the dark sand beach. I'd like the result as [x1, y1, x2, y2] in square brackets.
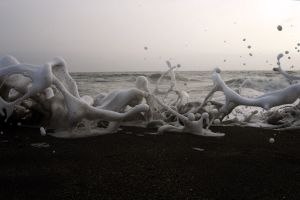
[0, 125, 300, 200]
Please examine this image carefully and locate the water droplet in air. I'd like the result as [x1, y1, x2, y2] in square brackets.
[277, 53, 284, 61]
[40, 127, 46, 136]
[277, 25, 282, 31]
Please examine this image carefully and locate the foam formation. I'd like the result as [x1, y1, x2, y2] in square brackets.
[0, 55, 149, 138]
[2, 53, 300, 138]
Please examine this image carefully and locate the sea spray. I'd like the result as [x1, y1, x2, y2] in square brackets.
[40, 127, 46, 136]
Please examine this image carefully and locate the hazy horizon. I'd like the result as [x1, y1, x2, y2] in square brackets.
[1, 0, 300, 72]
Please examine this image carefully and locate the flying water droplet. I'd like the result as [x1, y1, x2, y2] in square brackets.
[277, 25, 282, 31]
[269, 137, 275, 143]
[40, 127, 46, 136]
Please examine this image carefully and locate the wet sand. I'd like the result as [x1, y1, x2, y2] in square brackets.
[0, 125, 300, 199]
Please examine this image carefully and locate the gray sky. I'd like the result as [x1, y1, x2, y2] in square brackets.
[0, 0, 300, 71]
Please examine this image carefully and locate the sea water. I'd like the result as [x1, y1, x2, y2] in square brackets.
[71, 70, 297, 125]
[72, 70, 291, 103]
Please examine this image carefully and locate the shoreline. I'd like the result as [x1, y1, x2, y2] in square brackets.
[0, 125, 300, 199]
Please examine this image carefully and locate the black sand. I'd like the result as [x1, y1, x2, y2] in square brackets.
[0, 125, 300, 200]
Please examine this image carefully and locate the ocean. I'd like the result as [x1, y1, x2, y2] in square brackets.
[72, 70, 291, 103]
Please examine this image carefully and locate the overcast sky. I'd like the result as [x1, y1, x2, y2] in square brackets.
[0, 0, 300, 71]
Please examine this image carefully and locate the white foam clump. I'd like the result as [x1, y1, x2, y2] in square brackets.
[0, 55, 149, 138]
[213, 119, 221, 125]
[211, 67, 300, 116]
[134, 62, 223, 137]
[134, 61, 191, 121]
[0, 56, 54, 119]
[44, 87, 54, 99]
[40, 127, 46, 136]
[190, 62, 300, 129]
[50, 76, 149, 137]
[154, 95, 224, 137]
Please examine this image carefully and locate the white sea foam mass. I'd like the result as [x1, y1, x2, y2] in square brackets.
[0, 53, 300, 138]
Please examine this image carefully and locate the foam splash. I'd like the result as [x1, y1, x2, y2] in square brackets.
[1, 52, 300, 138]
[212, 67, 300, 114]
[40, 127, 46, 136]
[0, 55, 149, 138]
